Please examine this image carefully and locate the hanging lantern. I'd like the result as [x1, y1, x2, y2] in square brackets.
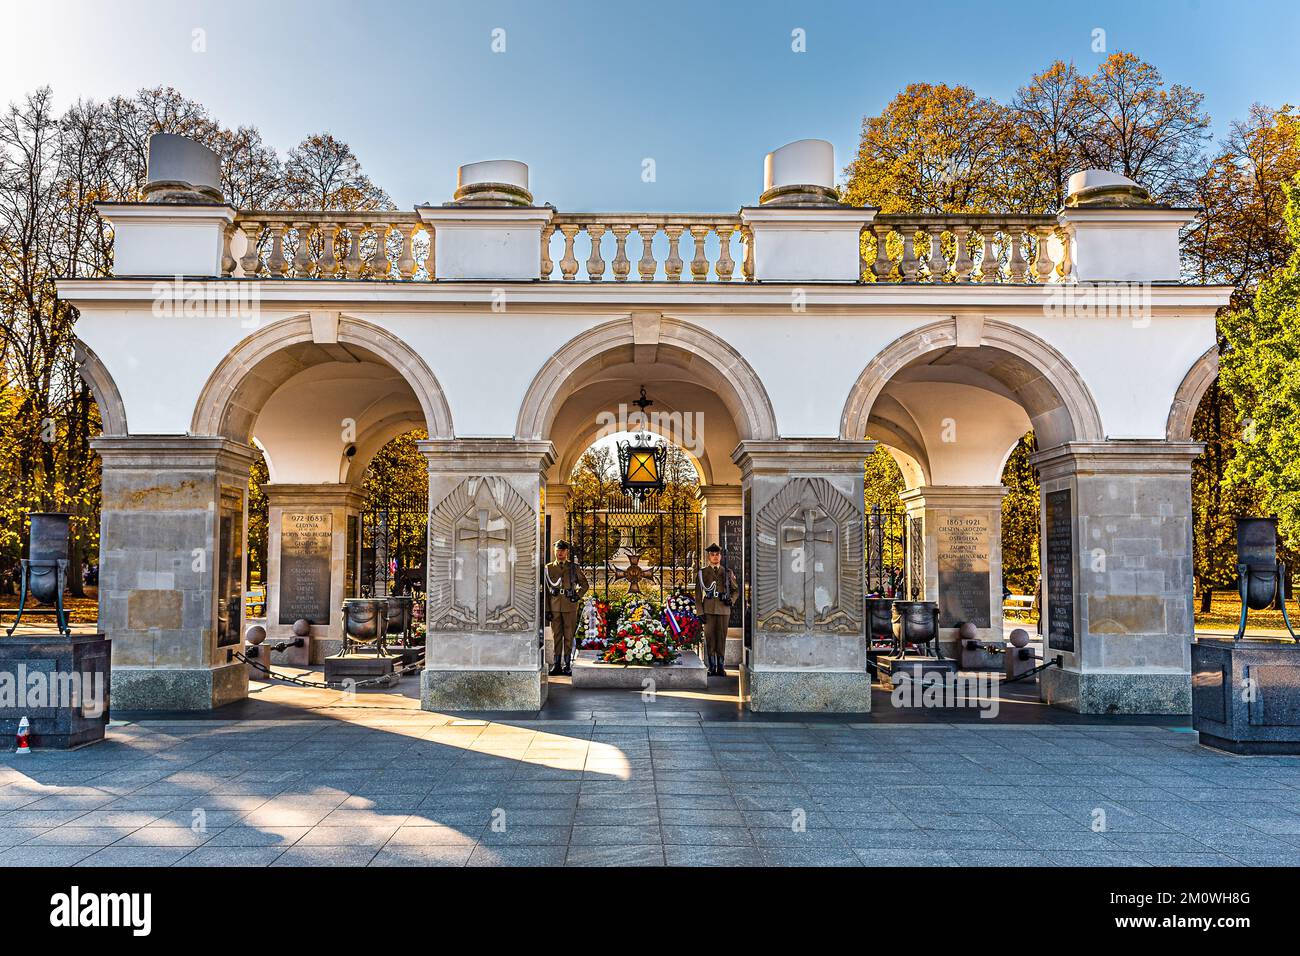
[617, 386, 667, 499]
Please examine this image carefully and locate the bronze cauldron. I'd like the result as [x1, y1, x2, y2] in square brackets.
[342, 598, 390, 655]
[384, 595, 414, 643]
[865, 598, 895, 644]
[892, 600, 941, 658]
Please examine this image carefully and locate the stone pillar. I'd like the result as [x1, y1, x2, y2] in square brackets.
[93, 436, 257, 710]
[263, 484, 364, 666]
[697, 483, 744, 665]
[418, 439, 554, 711]
[733, 440, 875, 711]
[1032, 441, 1202, 714]
[899, 485, 1006, 656]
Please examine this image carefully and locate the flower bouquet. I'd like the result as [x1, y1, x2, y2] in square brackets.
[661, 590, 702, 647]
[577, 598, 610, 650]
[602, 602, 679, 666]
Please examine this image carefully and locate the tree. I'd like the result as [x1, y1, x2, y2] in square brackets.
[281, 133, 391, 210]
[1220, 168, 1300, 547]
[0, 83, 396, 596]
[1000, 433, 1040, 594]
[1189, 104, 1300, 306]
[843, 82, 1018, 214]
[1189, 105, 1300, 607]
[1012, 60, 1087, 212]
[1072, 52, 1211, 205]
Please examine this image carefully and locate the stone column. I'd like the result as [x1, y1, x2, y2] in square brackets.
[697, 483, 744, 665]
[93, 436, 257, 710]
[899, 485, 1006, 656]
[1032, 441, 1202, 714]
[733, 440, 875, 711]
[263, 484, 364, 665]
[418, 439, 554, 711]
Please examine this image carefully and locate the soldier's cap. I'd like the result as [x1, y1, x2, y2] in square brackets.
[705, 544, 722, 554]
[554, 540, 570, 551]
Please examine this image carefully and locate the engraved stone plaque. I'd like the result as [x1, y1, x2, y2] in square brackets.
[1045, 489, 1075, 652]
[279, 511, 332, 625]
[936, 512, 991, 628]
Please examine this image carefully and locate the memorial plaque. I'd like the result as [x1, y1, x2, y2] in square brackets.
[720, 515, 744, 629]
[1045, 489, 1075, 652]
[216, 487, 244, 647]
[936, 513, 991, 628]
[279, 511, 332, 625]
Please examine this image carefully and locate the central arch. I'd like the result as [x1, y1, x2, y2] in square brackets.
[515, 316, 778, 443]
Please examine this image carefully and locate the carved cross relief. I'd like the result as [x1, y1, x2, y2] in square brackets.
[429, 476, 533, 632]
[756, 477, 862, 635]
[779, 491, 839, 627]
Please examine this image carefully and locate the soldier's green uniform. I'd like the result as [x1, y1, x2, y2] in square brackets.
[695, 546, 738, 677]
[543, 542, 588, 676]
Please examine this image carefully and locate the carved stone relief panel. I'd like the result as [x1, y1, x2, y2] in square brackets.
[754, 477, 862, 634]
[428, 476, 535, 631]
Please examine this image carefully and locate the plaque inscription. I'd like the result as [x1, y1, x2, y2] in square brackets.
[279, 511, 332, 625]
[1045, 489, 1075, 652]
[936, 512, 991, 628]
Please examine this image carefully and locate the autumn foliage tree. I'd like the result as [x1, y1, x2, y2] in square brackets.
[0, 84, 391, 595]
[844, 52, 1220, 605]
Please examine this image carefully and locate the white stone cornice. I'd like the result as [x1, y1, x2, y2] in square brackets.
[53, 277, 1235, 313]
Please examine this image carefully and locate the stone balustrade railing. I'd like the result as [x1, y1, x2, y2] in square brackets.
[542, 214, 750, 282]
[222, 209, 1064, 283]
[866, 214, 1063, 283]
[224, 211, 431, 279]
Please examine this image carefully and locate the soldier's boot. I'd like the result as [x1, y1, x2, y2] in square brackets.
[562, 656, 573, 676]
[716, 655, 726, 676]
[549, 657, 563, 676]
[708, 655, 720, 677]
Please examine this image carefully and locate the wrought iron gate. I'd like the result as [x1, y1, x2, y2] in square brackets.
[360, 489, 428, 597]
[566, 492, 702, 602]
[866, 503, 915, 598]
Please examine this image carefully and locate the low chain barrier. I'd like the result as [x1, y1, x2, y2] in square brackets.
[234, 650, 425, 690]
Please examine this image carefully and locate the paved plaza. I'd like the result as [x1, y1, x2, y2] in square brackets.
[4, 683, 1300, 867]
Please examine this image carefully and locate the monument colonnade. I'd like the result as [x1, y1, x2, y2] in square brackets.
[59, 135, 1229, 715]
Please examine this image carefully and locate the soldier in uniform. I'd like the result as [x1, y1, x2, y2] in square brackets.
[696, 543, 738, 677]
[543, 540, 588, 676]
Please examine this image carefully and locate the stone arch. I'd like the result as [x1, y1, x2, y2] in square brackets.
[514, 316, 779, 443]
[74, 341, 128, 436]
[190, 314, 454, 442]
[1167, 344, 1219, 442]
[839, 318, 1105, 450]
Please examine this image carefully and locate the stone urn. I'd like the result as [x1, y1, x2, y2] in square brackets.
[892, 601, 941, 657]
[865, 598, 895, 645]
[342, 598, 390, 656]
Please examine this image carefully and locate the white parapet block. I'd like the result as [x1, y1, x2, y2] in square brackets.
[1056, 206, 1197, 283]
[96, 203, 236, 277]
[740, 205, 875, 283]
[417, 205, 554, 280]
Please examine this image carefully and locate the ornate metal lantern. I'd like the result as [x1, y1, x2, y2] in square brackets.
[616, 386, 667, 499]
[5, 512, 73, 636]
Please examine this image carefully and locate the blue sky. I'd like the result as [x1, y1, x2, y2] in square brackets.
[3, 0, 1297, 211]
